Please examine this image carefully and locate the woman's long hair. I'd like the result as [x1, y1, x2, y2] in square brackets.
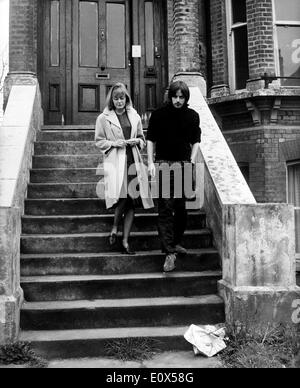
[105, 83, 133, 111]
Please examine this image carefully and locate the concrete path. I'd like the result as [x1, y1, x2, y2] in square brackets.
[47, 351, 223, 369]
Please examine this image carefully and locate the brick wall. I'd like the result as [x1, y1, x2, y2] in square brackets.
[209, 0, 228, 87]
[247, 0, 276, 79]
[172, 0, 201, 72]
[224, 126, 300, 203]
[9, 0, 37, 73]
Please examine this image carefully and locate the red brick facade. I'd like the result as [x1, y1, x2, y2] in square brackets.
[9, 0, 38, 73]
[247, 0, 275, 79]
[210, 0, 228, 88]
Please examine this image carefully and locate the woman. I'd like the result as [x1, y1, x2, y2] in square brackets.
[95, 83, 154, 254]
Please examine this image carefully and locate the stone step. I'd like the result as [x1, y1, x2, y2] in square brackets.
[32, 155, 102, 169]
[21, 295, 225, 331]
[37, 129, 148, 142]
[30, 168, 103, 183]
[21, 230, 213, 255]
[22, 212, 206, 235]
[34, 141, 99, 155]
[37, 130, 95, 142]
[41, 125, 95, 131]
[32, 153, 148, 169]
[19, 325, 204, 360]
[27, 183, 100, 199]
[20, 249, 220, 276]
[24, 199, 157, 216]
[21, 271, 222, 302]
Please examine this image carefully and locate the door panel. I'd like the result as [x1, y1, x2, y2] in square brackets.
[72, 0, 131, 124]
[39, 0, 67, 125]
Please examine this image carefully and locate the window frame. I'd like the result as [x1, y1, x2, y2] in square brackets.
[273, 0, 300, 88]
[226, 0, 249, 92]
[286, 160, 300, 259]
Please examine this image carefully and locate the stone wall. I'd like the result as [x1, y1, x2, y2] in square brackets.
[0, 83, 42, 343]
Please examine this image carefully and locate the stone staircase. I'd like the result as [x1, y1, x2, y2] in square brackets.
[19, 125, 224, 360]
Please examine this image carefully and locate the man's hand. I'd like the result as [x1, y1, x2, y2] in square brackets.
[148, 162, 156, 178]
[113, 139, 127, 148]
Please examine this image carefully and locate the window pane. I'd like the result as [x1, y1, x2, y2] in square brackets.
[234, 25, 249, 89]
[145, 1, 154, 67]
[232, 0, 247, 24]
[288, 164, 300, 206]
[50, 1, 60, 67]
[274, 0, 300, 21]
[79, 1, 99, 67]
[107, 3, 126, 68]
[288, 163, 300, 254]
[277, 26, 300, 86]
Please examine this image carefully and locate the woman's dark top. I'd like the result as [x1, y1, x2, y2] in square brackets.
[146, 104, 201, 162]
[117, 111, 134, 166]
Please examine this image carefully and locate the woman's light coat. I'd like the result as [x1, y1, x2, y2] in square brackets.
[95, 107, 154, 210]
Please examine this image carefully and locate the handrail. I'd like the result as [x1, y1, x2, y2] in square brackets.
[251, 73, 300, 89]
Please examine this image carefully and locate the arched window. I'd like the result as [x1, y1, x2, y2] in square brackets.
[287, 161, 300, 257]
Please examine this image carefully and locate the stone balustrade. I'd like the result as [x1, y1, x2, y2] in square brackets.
[0, 82, 42, 343]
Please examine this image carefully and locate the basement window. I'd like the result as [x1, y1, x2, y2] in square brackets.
[238, 162, 250, 184]
[287, 161, 300, 257]
[226, 0, 249, 91]
[274, 0, 300, 87]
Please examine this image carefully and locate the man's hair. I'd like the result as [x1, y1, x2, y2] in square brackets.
[167, 80, 190, 105]
[106, 83, 133, 111]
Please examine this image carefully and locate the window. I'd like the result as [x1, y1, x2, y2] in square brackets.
[226, 0, 249, 90]
[79, 1, 99, 67]
[106, 3, 126, 68]
[287, 162, 300, 257]
[274, 0, 300, 87]
[50, 0, 60, 67]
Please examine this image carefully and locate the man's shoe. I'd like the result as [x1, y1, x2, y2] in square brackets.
[175, 244, 187, 255]
[163, 253, 177, 272]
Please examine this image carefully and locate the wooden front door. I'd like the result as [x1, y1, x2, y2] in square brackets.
[72, 0, 131, 124]
[38, 0, 167, 125]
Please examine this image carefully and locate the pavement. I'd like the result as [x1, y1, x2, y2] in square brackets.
[0, 351, 223, 369]
[47, 351, 223, 369]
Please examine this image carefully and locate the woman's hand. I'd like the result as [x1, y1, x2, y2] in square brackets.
[148, 162, 156, 178]
[113, 139, 127, 148]
[126, 138, 140, 147]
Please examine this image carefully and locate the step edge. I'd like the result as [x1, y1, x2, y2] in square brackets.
[22, 294, 224, 311]
[21, 270, 222, 283]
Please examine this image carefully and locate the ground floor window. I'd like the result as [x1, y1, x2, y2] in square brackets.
[287, 161, 300, 256]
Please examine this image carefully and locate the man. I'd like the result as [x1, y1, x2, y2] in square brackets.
[147, 80, 201, 272]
